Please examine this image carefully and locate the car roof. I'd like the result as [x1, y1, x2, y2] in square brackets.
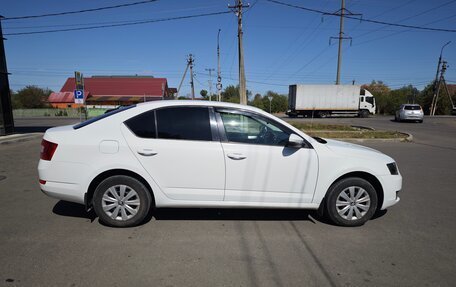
[136, 100, 267, 114]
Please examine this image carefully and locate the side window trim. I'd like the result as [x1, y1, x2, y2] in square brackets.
[215, 111, 228, 142]
[208, 107, 221, 142]
[153, 109, 158, 139]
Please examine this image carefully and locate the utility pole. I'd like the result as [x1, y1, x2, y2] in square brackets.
[326, 0, 361, 85]
[205, 68, 215, 101]
[217, 29, 222, 102]
[176, 57, 190, 98]
[431, 61, 454, 116]
[432, 41, 451, 100]
[189, 54, 195, 100]
[229, 0, 249, 105]
[335, 0, 345, 85]
[0, 16, 14, 136]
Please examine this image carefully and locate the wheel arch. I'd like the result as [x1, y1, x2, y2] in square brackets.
[85, 169, 155, 209]
[328, 171, 384, 210]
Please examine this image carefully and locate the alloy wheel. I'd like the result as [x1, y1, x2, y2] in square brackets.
[336, 186, 371, 221]
[101, 185, 141, 221]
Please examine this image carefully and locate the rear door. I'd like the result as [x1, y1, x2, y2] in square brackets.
[121, 106, 225, 201]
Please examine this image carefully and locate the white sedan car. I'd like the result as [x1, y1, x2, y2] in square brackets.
[38, 101, 402, 227]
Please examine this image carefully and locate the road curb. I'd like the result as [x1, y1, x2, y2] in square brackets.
[336, 132, 413, 143]
[0, 133, 43, 145]
[326, 124, 413, 143]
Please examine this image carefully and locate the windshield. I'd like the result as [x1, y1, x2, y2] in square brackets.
[366, 97, 375, 105]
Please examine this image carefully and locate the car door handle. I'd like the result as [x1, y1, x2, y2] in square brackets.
[227, 153, 247, 160]
[137, 149, 158, 156]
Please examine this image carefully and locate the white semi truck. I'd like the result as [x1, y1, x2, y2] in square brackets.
[286, 84, 376, 118]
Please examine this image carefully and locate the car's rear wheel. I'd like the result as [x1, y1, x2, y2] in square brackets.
[325, 177, 378, 227]
[93, 175, 152, 227]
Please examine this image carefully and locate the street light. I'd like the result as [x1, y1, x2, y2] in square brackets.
[267, 95, 273, 113]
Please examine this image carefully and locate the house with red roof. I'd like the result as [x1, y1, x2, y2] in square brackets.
[48, 75, 174, 108]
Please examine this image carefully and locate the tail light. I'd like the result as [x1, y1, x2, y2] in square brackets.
[40, 139, 58, 161]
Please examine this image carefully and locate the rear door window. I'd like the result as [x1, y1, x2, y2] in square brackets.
[156, 107, 212, 141]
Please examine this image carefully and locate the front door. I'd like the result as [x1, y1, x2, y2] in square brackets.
[216, 110, 318, 204]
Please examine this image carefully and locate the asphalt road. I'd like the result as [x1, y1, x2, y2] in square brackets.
[0, 116, 455, 286]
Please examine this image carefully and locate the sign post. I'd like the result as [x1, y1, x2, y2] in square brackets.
[74, 71, 85, 121]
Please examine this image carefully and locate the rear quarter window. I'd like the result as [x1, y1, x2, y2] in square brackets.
[124, 110, 156, 138]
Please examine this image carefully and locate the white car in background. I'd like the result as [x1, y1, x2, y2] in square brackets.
[38, 101, 402, 227]
[395, 104, 424, 123]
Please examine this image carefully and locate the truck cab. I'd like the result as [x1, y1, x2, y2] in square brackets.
[359, 89, 376, 116]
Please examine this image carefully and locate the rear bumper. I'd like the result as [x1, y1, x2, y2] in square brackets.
[401, 113, 423, 120]
[40, 181, 85, 204]
[378, 174, 402, 210]
[38, 159, 88, 204]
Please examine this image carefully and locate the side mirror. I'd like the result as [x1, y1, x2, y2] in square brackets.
[287, 134, 304, 148]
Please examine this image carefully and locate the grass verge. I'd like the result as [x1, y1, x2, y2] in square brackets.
[288, 122, 408, 140]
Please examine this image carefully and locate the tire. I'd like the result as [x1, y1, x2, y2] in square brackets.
[318, 111, 329, 118]
[418, 120, 423, 123]
[93, 175, 152, 227]
[325, 177, 378, 227]
[359, 110, 369, 118]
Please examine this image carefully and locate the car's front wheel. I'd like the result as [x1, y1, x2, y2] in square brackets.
[93, 175, 152, 227]
[325, 177, 378, 227]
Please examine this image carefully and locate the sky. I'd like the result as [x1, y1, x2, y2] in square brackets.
[2, 0, 456, 98]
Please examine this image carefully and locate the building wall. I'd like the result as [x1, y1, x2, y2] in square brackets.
[51, 103, 84, 109]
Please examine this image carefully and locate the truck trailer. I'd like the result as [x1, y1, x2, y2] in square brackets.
[287, 84, 376, 118]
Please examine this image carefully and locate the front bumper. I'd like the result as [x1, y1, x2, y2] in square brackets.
[378, 174, 402, 210]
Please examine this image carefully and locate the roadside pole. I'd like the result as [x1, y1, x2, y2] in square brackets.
[0, 16, 14, 135]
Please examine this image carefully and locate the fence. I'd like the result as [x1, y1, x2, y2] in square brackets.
[13, 108, 108, 118]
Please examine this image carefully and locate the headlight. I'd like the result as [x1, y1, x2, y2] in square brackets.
[387, 162, 398, 175]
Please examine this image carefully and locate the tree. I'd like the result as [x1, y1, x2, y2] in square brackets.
[248, 91, 288, 113]
[250, 93, 264, 110]
[199, 89, 208, 100]
[419, 82, 453, 115]
[362, 81, 391, 114]
[388, 85, 419, 114]
[221, 85, 251, 103]
[12, 86, 52, 109]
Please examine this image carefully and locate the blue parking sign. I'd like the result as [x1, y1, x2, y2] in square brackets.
[74, 90, 84, 104]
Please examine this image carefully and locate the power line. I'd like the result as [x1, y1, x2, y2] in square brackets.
[354, 14, 456, 46]
[4, 11, 232, 36]
[353, 0, 456, 40]
[266, 0, 456, 33]
[2, 0, 158, 21]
